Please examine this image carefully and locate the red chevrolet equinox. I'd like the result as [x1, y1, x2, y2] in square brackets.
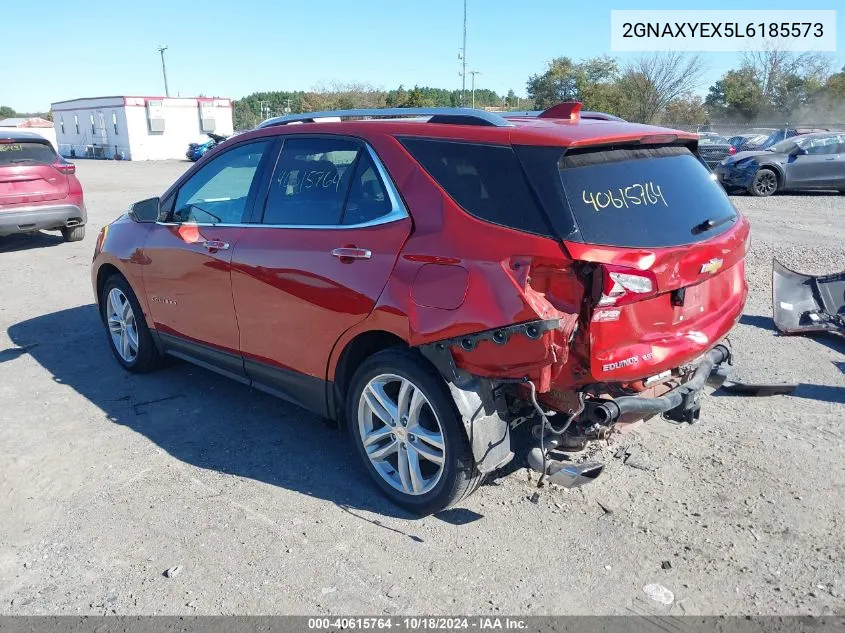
[91, 103, 748, 514]
[1, 131, 86, 242]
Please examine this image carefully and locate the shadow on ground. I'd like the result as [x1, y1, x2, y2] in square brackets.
[7, 304, 440, 523]
[0, 232, 64, 252]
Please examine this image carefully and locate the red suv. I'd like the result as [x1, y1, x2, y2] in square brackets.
[91, 103, 748, 514]
[0, 131, 86, 242]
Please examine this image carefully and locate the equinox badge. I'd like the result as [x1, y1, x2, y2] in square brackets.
[700, 258, 724, 275]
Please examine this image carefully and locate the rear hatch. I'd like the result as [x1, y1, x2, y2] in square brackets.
[520, 143, 749, 382]
[0, 138, 69, 207]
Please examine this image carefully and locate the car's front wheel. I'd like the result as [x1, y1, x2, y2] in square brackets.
[749, 168, 778, 197]
[100, 274, 162, 373]
[347, 349, 483, 515]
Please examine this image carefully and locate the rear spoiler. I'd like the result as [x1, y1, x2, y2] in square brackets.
[502, 103, 626, 123]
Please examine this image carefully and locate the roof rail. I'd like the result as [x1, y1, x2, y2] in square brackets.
[258, 107, 515, 129]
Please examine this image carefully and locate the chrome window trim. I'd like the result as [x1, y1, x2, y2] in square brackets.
[157, 143, 409, 230]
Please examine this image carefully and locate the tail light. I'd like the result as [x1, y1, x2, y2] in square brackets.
[728, 145, 737, 155]
[54, 160, 75, 175]
[596, 264, 658, 307]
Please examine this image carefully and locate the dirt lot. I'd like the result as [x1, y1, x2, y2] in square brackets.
[1, 160, 843, 616]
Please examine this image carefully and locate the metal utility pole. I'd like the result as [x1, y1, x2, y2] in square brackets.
[157, 46, 170, 97]
[469, 70, 480, 109]
[460, 0, 467, 106]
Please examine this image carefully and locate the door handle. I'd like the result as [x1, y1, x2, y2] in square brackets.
[331, 247, 371, 260]
[203, 239, 230, 251]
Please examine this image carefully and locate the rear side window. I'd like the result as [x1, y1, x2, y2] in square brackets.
[263, 137, 359, 225]
[0, 140, 56, 165]
[555, 146, 738, 248]
[400, 138, 554, 237]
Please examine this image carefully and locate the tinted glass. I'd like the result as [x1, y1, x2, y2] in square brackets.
[0, 141, 56, 165]
[342, 151, 392, 225]
[263, 137, 359, 225]
[174, 140, 270, 224]
[400, 139, 554, 237]
[803, 135, 840, 155]
[557, 146, 738, 248]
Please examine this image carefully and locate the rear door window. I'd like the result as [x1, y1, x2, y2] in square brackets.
[0, 140, 56, 165]
[555, 146, 738, 248]
[262, 137, 359, 226]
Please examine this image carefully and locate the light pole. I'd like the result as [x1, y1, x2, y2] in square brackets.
[469, 70, 480, 109]
[459, 0, 467, 106]
[157, 46, 170, 97]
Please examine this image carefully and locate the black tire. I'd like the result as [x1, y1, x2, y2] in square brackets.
[100, 274, 162, 373]
[61, 225, 86, 242]
[346, 348, 483, 515]
[749, 168, 778, 197]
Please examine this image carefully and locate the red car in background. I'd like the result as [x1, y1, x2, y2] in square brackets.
[0, 131, 86, 242]
[91, 103, 748, 514]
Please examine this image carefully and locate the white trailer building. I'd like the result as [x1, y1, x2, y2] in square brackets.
[51, 96, 233, 161]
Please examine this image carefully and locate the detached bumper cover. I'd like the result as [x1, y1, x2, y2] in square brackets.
[0, 204, 86, 236]
[773, 258, 845, 337]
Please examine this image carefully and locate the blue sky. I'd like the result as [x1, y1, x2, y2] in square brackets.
[2, 0, 841, 111]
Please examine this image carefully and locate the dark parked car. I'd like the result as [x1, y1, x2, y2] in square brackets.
[727, 134, 769, 152]
[92, 104, 748, 513]
[759, 127, 828, 149]
[0, 131, 86, 241]
[715, 132, 845, 196]
[697, 134, 736, 169]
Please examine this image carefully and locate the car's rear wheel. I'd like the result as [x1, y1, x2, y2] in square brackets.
[61, 226, 86, 242]
[749, 169, 778, 197]
[101, 275, 161, 373]
[347, 349, 482, 515]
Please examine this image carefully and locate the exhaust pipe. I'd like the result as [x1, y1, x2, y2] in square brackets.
[527, 442, 604, 488]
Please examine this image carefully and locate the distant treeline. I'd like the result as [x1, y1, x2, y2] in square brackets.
[232, 83, 522, 129]
[233, 48, 845, 130]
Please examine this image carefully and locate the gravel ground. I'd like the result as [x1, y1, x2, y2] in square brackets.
[0, 160, 843, 616]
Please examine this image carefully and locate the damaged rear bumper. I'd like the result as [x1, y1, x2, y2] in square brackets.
[583, 344, 732, 426]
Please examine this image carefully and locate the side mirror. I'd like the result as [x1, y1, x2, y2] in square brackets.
[129, 197, 161, 223]
[789, 146, 806, 156]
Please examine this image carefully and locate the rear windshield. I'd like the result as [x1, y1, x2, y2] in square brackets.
[401, 138, 737, 248]
[0, 140, 56, 165]
[554, 145, 738, 247]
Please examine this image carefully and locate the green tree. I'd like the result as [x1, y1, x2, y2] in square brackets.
[526, 57, 580, 108]
[705, 67, 762, 121]
[663, 93, 709, 125]
[526, 56, 627, 115]
[0, 105, 16, 118]
[705, 45, 834, 121]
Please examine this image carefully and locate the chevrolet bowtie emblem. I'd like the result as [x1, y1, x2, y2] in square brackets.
[700, 258, 724, 274]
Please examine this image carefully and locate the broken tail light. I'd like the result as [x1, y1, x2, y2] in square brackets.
[597, 264, 658, 307]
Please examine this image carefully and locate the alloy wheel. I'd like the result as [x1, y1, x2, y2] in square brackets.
[106, 288, 139, 363]
[755, 171, 777, 196]
[357, 373, 446, 496]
